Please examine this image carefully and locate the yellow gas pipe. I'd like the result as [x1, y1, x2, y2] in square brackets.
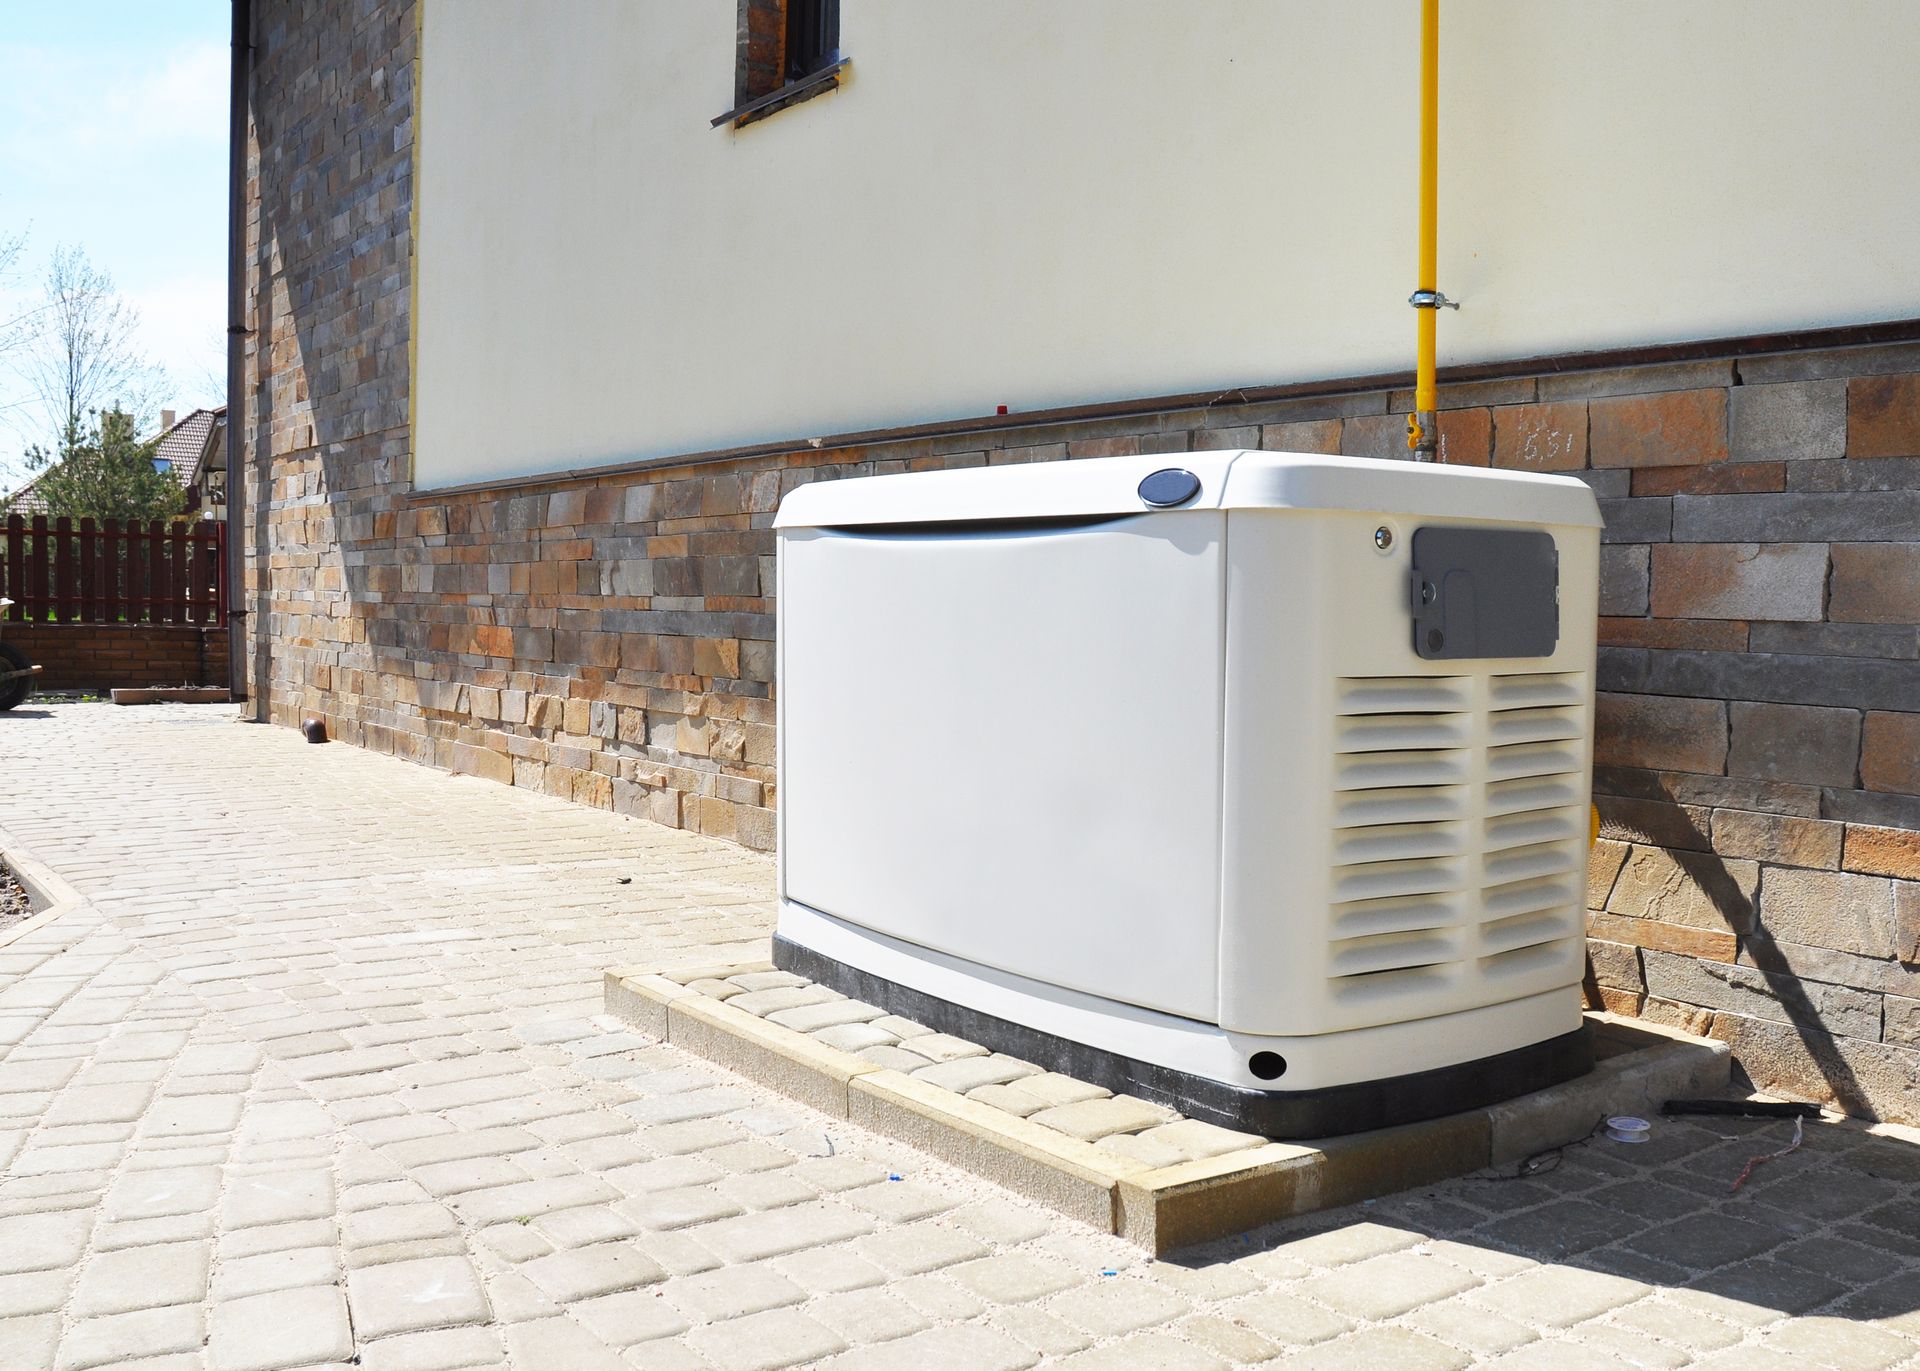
[1407, 0, 1452, 461]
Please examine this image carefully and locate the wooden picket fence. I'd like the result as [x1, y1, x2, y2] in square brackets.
[1, 514, 227, 626]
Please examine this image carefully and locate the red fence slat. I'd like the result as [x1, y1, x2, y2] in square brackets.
[168, 522, 188, 626]
[27, 516, 50, 622]
[145, 521, 167, 624]
[53, 517, 76, 623]
[78, 518, 96, 622]
[0, 517, 227, 627]
[4, 514, 22, 621]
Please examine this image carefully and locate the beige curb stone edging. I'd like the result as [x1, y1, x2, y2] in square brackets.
[0, 827, 86, 949]
[110, 687, 233, 705]
[606, 964, 1734, 1254]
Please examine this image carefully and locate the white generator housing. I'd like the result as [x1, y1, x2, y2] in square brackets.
[774, 451, 1602, 1136]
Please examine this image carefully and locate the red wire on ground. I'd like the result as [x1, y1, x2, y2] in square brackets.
[1728, 1116, 1805, 1194]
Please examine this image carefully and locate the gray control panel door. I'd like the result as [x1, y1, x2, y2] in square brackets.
[1410, 527, 1559, 660]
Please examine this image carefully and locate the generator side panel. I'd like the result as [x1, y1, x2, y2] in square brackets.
[1219, 507, 1600, 1045]
[777, 513, 1230, 1024]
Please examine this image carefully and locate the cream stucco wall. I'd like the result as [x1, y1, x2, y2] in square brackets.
[411, 0, 1920, 489]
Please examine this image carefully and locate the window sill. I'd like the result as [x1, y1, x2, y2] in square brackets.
[711, 57, 848, 130]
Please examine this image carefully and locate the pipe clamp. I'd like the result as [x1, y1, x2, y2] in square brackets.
[1409, 290, 1460, 311]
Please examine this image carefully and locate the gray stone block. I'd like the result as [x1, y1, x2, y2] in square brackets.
[1736, 340, 1920, 383]
[1822, 788, 1920, 829]
[1760, 867, 1900, 958]
[1738, 931, 1916, 996]
[1539, 359, 1734, 401]
[1788, 455, 1920, 491]
[1641, 950, 1882, 1040]
[1748, 622, 1920, 661]
[1599, 498, 1671, 543]
[1599, 647, 1920, 713]
[1671, 490, 1920, 542]
[1727, 701, 1862, 788]
[1598, 546, 1650, 616]
[1728, 380, 1846, 462]
[1570, 469, 1631, 498]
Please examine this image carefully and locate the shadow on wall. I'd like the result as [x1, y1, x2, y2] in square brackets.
[1583, 788, 1872, 1118]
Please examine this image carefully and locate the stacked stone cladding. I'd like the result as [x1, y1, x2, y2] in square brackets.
[245, 0, 1918, 1122]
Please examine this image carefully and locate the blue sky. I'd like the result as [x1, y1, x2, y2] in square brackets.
[0, 1, 229, 487]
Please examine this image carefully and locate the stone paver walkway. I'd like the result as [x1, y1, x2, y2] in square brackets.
[2, 701, 1918, 1371]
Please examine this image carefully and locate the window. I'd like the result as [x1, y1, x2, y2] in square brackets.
[713, 0, 845, 130]
[152, 458, 172, 474]
[784, 0, 839, 83]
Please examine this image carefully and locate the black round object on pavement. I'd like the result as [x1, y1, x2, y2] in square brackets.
[0, 641, 32, 712]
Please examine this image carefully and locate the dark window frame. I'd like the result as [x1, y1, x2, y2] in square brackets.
[712, 0, 845, 130]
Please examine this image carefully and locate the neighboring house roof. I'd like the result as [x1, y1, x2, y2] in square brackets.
[3, 469, 49, 517]
[154, 408, 223, 490]
[2, 407, 227, 518]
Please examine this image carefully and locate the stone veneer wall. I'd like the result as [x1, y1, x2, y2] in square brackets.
[244, 0, 1918, 1122]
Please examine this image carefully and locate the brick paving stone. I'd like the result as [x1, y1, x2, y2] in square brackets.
[1470, 1263, 1651, 1328]
[500, 1315, 630, 1371]
[1054, 1332, 1226, 1370]
[727, 985, 838, 1017]
[1131, 1117, 1264, 1162]
[342, 1202, 461, 1249]
[520, 1240, 667, 1302]
[1301, 1250, 1481, 1320]
[1404, 1298, 1541, 1356]
[888, 1033, 987, 1064]
[221, 1169, 335, 1228]
[69, 1239, 210, 1316]
[715, 1168, 816, 1212]
[1221, 1291, 1354, 1348]
[812, 1287, 935, 1343]
[1288, 1326, 1470, 1371]
[356, 1325, 507, 1371]
[1048, 1277, 1192, 1336]
[101, 1166, 221, 1221]
[1026, 1094, 1177, 1141]
[691, 1201, 875, 1263]
[210, 1245, 341, 1301]
[685, 1307, 848, 1371]
[854, 1044, 937, 1072]
[822, 1321, 1040, 1371]
[346, 1255, 491, 1338]
[570, 1288, 690, 1347]
[57, 1304, 204, 1371]
[990, 1304, 1094, 1358]
[766, 999, 886, 1033]
[1175, 1312, 1284, 1363]
[207, 1285, 355, 1371]
[0, 1210, 92, 1274]
[624, 1183, 746, 1231]
[945, 1253, 1081, 1305]
[664, 1262, 807, 1319]
[0, 1269, 70, 1319]
[529, 1203, 639, 1248]
[909, 1055, 1039, 1094]
[812, 1023, 899, 1053]
[1625, 1212, 1787, 1268]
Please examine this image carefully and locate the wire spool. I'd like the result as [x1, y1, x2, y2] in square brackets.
[1605, 1115, 1651, 1144]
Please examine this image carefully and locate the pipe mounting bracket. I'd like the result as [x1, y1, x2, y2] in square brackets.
[1409, 290, 1460, 311]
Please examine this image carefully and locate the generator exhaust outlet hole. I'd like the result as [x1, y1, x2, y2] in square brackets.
[1249, 1051, 1287, 1081]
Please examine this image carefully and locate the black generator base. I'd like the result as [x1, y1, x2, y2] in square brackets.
[772, 934, 1594, 1140]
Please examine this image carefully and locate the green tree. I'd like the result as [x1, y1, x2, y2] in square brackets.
[25, 407, 186, 524]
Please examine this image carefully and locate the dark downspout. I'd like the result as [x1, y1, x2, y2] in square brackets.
[225, 0, 256, 718]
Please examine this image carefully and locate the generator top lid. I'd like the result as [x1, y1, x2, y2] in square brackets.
[773, 450, 1602, 531]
